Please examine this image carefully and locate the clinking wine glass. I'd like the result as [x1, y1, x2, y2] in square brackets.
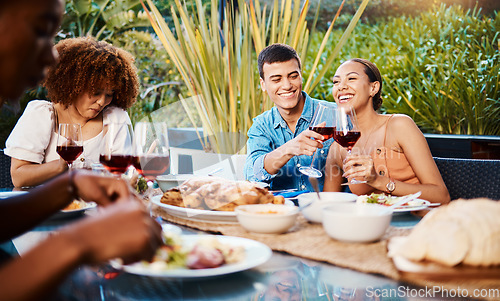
[334, 106, 367, 184]
[298, 102, 337, 178]
[99, 123, 135, 176]
[56, 123, 83, 169]
[132, 121, 170, 185]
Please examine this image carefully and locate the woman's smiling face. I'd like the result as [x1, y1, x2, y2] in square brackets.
[332, 60, 379, 110]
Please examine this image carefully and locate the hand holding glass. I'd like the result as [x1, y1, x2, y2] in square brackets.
[56, 123, 83, 169]
[298, 102, 337, 178]
[334, 106, 366, 184]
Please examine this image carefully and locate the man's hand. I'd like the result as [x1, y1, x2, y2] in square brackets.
[282, 129, 325, 157]
[73, 171, 136, 206]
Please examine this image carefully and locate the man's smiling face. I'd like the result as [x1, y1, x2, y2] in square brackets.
[260, 59, 304, 112]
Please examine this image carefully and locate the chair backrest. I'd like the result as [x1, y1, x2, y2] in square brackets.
[434, 157, 500, 201]
[169, 147, 248, 181]
[0, 150, 13, 188]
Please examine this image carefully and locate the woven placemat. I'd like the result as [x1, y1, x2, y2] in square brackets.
[151, 203, 500, 300]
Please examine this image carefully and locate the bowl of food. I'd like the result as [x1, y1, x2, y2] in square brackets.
[322, 203, 392, 243]
[235, 204, 299, 234]
[156, 174, 195, 192]
[297, 192, 357, 223]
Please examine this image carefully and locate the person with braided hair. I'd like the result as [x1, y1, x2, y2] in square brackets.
[6, 36, 138, 187]
[323, 58, 450, 204]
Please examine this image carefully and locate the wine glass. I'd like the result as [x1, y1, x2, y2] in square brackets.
[334, 106, 366, 184]
[56, 123, 83, 169]
[99, 123, 135, 176]
[132, 121, 170, 185]
[298, 102, 337, 178]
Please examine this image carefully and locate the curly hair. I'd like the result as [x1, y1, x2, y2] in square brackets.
[43, 37, 139, 109]
[347, 58, 383, 111]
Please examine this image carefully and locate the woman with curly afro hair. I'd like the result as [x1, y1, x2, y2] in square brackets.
[5, 37, 139, 187]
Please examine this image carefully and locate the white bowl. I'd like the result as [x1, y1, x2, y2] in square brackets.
[235, 204, 299, 234]
[322, 203, 392, 243]
[156, 174, 195, 192]
[297, 192, 357, 223]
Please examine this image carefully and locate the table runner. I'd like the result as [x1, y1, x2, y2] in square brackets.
[150, 203, 500, 300]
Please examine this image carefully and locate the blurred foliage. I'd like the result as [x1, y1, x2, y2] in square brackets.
[60, 0, 150, 40]
[307, 4, 500, 135]
[294, 0, 500, 30]
[1, 1, 498, 148]
[142, 0, 370, 153]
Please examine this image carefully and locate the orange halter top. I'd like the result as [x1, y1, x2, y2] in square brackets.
[349, 115, 420, 195]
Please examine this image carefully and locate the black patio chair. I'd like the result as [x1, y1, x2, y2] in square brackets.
[0, 149, 13, 188]
[434, 157, 500, 201]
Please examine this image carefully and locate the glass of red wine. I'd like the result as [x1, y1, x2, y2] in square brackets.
[298, 102, 337, 178]
[334, 106, 366, 184]
[99, 123, 135, 176]
[132, 121, 170, 186]
[57, 123, 83, 169]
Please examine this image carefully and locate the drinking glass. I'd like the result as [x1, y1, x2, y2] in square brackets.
[99, 123, 134, 176]
[334, 106, 367, 184]
[57, 123, 83, 169]
[132, 122, 170, 184]
[298, 102, 337, 178]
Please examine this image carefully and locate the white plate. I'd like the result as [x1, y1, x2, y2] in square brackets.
[151, 195, 238, 224]
[0, 191, 28, 198]
[112, 235, 272, 279]
[392, 199, 430, 213]
[51, 201, 97, 219]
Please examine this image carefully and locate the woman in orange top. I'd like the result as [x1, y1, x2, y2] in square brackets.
[323, 58, 450, 204]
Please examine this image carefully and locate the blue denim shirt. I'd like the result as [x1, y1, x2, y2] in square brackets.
[244, 92, 336, 191]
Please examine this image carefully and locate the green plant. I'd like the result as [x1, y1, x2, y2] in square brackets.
[61, 0, 150, 40]
[306, 4, 500, 135]
[141, 0, 370, 154]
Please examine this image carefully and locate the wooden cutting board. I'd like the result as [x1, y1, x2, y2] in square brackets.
[388, 237, 500, 280]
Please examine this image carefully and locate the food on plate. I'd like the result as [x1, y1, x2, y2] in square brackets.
[160, 176, 285, 211]
[389, 199, 500, 267]
[357, 193, 423, 207]
[63, 200, 84, 211]
[140, 231, 246, 271]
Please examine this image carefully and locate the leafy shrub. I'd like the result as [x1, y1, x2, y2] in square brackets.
[307, 4, 500, 135]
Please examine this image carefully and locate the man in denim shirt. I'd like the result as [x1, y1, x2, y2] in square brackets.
[244, 44, 336, 191]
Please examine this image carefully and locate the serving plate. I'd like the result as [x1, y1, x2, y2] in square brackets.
[151, 195, 238, 224]
[111, 235, 272, 279]
[389, 237, 500, 279]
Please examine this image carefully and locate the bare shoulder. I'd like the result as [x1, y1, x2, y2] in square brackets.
[386, 114, 420, 135]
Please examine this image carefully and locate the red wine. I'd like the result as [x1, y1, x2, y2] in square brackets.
[57, 145, 83, 164]
[310, 126, 336, 140]
[133, 155, 170, 178]
[334, 131, 361, 150]
[99, 154, 134, 174]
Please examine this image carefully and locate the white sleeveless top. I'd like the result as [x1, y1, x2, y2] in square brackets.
[5, 100, 131, 169]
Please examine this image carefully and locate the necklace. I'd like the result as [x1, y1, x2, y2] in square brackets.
[66, 107, 89, 129]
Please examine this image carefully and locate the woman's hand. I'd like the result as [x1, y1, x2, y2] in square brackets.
[61, 201, 162, 265]
[342, 154, 378, 184]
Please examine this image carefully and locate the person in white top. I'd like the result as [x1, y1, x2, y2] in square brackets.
[5, 37, 139, 187]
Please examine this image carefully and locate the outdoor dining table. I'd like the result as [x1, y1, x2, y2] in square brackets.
[2, 188, 498, 301]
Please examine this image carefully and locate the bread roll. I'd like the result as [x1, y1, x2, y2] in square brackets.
[389, 199, 500, 267]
